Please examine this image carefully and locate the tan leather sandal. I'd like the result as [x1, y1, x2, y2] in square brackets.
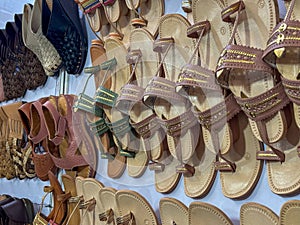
[262, 0, 300, 195]
[116, 28, 162, 177]
[82, 178, 105, 224]
[240, 202, 279, 225]
[115, 189, 158, 225]
[280, 200, 300, 225]
[160, 197, 188, 225]
[189, 202, 233, 225]
[177, 0, 263, 199]
[98, 187, 117, 224]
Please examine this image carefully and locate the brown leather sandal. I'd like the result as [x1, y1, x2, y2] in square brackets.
[216, 0, 297, 196]
[262, 0, 300, 195]
[42, 95, 94, 178]
[18, 99, 58, 181]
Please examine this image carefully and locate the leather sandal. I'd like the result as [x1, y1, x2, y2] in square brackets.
[98, 187, 117, 225]
[22, 1, 62, 76]
[42, 0, 88, 75]
[94, 36, 136, 178]
[116, 28, 163, 177]
[189, 202, 233, 225]
[178, 0, 264, 199]
[115, 189, 158, 225]
[216, 0, 299, 196]
[42, 95, 94, 178]
[61, 174, 80, 225]
[125, 0, 164, 38]
[0, 29, 27, 100]
[82, 178, 105, 224]
[18, 99, 58, 181]
[216, 0, 288, 159]
[280, 200, 300, 225]
[145, 14, 211, 197]
[13, 14, 47, 90]
[33, 171, 67, 225]
[159, 197, 188, 225]
[240, 202, 279, 225]
[262, 0, 300, 195]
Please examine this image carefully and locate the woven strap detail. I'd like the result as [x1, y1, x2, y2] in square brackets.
[116, 84, 145, 114]
[73, 93, 103, 117]
[281, 76, 300, 105]
[26, 28, 62, 76]
[263, 20, 300, 67]
[235, 82, 290, 122]
[177, 64, 221, 91]
[95, 86, 118, 107]
[130, 113, 161, 139]
[159, 109, 198, 138]
[216, 45, 274, 88]
[192, 94, 241, 130]
[143, 77, 187, 109]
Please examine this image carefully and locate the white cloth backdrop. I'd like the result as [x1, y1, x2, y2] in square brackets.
[0, 0, 297, 224]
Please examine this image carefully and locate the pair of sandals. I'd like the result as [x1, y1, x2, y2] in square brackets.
[18, 95, 95, 181]
[0, 13, 47, 102]
[241, 200, 300, 225]
[74, 176, 158, 225]
[76, 0, 164, 44]
[33, 171, 80, 225]
[160, 197, 233, 225]
[215, 0, 300, 196]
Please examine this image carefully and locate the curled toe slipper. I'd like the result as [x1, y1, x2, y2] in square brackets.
[159, 197, 188, 225]
[280, 200, 300, 225]
[189, 202, 233, 225]
[115, 189, 158, 225]
[240, 202, 279, 225]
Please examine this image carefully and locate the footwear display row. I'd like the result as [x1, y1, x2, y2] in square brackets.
[27, 173, 300, 225]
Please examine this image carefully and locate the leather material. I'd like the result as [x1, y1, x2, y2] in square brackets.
[189, 202, 233, 225]
[42, 95, 89, 170]
[22, 1, 62, 76]
[42, 0, 88, 74]
[160, 198, 188, 225]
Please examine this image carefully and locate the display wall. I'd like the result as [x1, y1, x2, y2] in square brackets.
[0, 0, 297, 224]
